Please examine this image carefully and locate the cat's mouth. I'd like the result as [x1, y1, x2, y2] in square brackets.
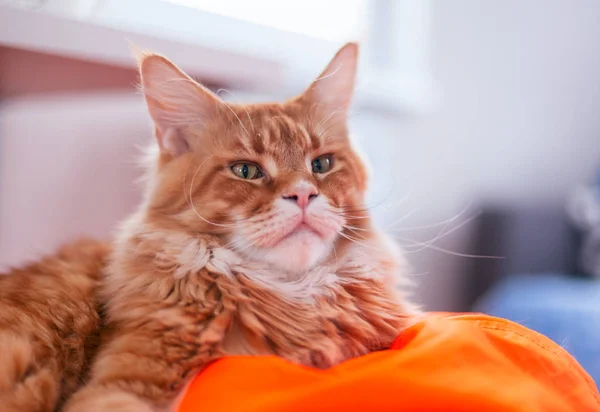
[232, 213, 340, 273]
[277, 221, 320, 244]
[295, 222, 316, 232]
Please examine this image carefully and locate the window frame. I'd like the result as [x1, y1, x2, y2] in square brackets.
[0, 0, 435, 112]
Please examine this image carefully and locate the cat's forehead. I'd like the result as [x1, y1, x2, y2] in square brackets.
[225, 104, 324, 162]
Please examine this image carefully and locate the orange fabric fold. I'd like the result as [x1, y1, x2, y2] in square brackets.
[178, 313, 600, 412]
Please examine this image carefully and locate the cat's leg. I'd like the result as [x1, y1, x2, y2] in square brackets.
[64, 307, 232, 412]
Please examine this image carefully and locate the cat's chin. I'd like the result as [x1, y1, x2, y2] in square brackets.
[239, 228, 333, 274]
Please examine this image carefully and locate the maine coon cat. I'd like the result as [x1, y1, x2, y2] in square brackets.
[0, 43, 417, 412]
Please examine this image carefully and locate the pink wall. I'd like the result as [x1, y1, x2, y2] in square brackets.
[0, 47, 151, 268]
[0, 47, 137, 97]
[0, 91, 150, 269]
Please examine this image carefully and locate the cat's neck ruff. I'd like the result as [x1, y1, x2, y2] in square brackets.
[136, 222, 406, 303]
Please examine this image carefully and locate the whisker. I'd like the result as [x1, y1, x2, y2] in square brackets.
[396, 213, 478, 254]
[334, 212, 372, 220]
[217, 88, 255, 133]
[380, 208, 419, 230]
[227, 235, 263, 254]
[392, 216, 478, 232]
[333, 195, 415, 224]
[222, 210, 286, 249]
[392, 201, 474, 232]
[395, 213, 502, 259]
[342, 224, 370, 232]
[240, 216, 291, 249]
[315, 106, 341, 129]
[337, 231, 383, 253]
[401, 241, 503, 259]
[221, 99, 251, 138]
[186, 155, 237, 228]
[339, 185, 412, 214]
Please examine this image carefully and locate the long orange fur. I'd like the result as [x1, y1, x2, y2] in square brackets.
[0, 43, 417, 412]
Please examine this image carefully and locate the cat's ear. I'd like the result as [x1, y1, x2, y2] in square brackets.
[302, 43, 358, 116]
[137, 53, 222, 157]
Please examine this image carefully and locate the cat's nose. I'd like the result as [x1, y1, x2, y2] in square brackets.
[282, 182, 319, 208]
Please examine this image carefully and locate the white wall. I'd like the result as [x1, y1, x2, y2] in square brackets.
[2, 0, 600, 310]
[357, 0, 600, 310]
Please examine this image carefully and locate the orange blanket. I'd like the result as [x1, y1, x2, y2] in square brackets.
[178, 313, 600, 412]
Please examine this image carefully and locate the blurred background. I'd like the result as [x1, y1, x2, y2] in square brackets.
[1, 0, 600, 381]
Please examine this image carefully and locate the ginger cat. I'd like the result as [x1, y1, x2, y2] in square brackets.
[0, 43, 417, 412]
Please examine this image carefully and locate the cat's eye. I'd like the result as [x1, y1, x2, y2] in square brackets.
[311, 155, 333, 174]
[230, 162, 264, 180]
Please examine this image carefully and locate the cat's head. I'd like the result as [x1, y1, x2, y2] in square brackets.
[138, 44, 369, 274]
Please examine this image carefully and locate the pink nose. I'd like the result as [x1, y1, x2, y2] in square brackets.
[282, 183, 319, 208]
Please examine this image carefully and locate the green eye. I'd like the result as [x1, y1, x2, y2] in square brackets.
[311, 154, 333, 174]
[230, 162, 263, 180]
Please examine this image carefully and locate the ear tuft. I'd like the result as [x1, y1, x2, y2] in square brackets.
[127, 40, 147, 68]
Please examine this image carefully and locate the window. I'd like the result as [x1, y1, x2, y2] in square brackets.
[166, 0, 366, 42]
[158, 0, 434, 112]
